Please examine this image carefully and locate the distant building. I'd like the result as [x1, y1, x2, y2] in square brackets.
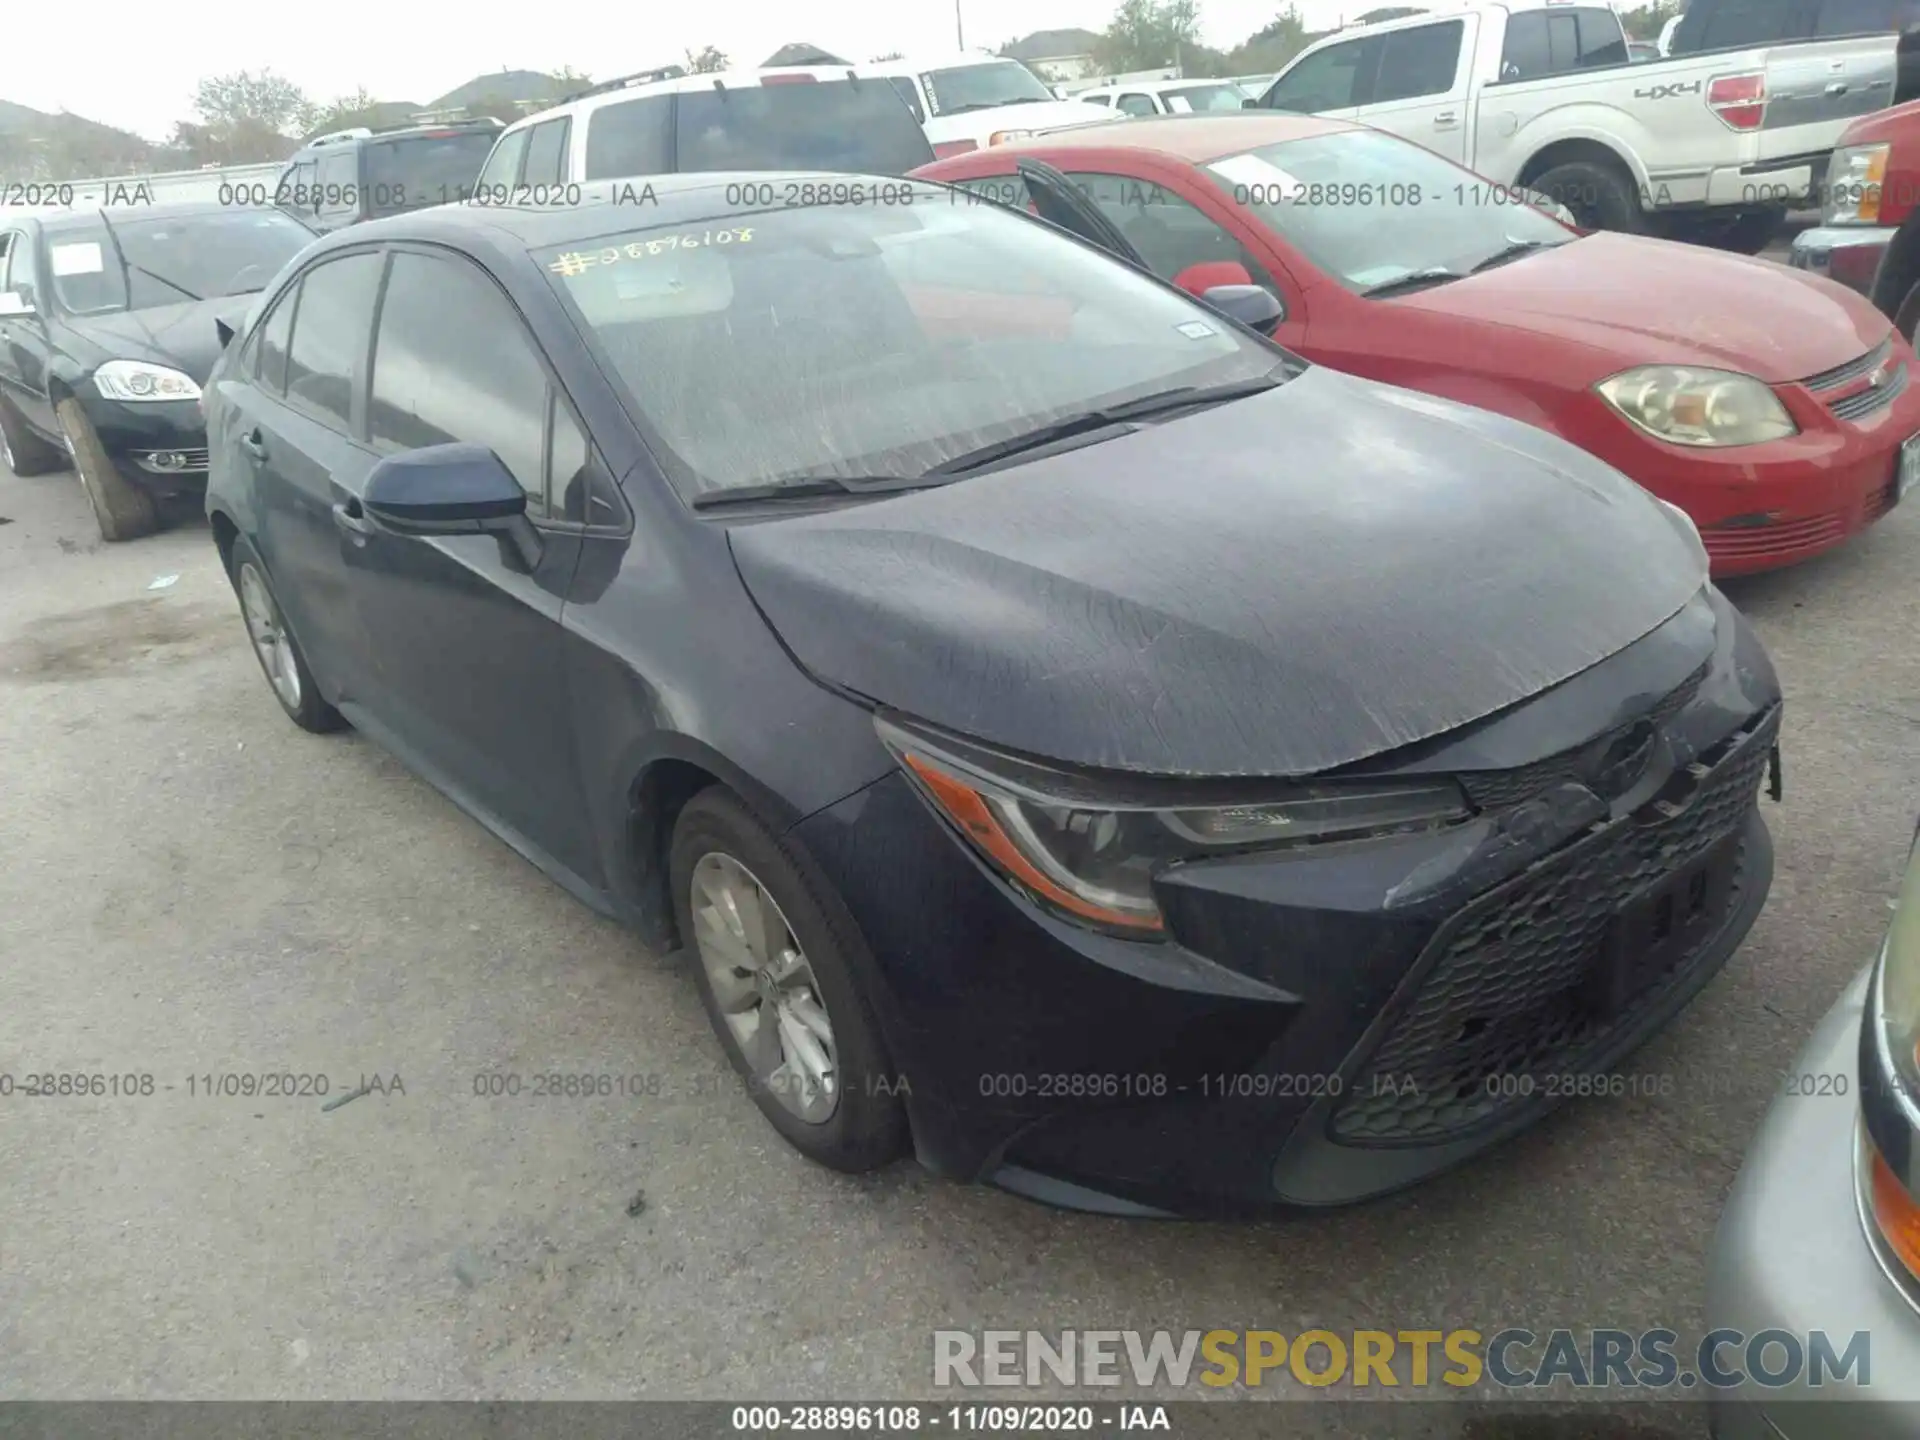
[1027, 54, 1098, 83]
[762, 42, 853, 66]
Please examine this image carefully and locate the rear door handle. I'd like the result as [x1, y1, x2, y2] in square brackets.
[1826, 80, 1850, 95]
[332, 498, 371, 540]
[241, 428, 268, 461]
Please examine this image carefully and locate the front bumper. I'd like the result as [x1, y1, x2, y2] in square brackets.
[1706, 968, 1920, 1438]
[793, 593, 1781, 1214]
[78, 392, 208, 494]
[1577, 337, 1920, 577]
[1789, 224, 1898, 300]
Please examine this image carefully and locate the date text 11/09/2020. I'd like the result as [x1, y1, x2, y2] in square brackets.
[730, 1406, 1172, 1433]
[0, 1073, 404, 1099]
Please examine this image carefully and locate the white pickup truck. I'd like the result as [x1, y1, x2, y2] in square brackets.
[1252, 0, 1904, 249]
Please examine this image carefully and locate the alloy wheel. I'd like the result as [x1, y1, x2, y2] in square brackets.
[237, 562, 303, 711]
[689, 851, 840, 1124]
[0, 425, 13, 474]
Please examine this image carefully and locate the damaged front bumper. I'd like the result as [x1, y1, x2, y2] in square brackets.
[791, 589, 1783, 1215]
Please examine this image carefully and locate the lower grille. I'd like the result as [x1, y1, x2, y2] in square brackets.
[1701, 511, 1849, 562]
[1331, 705, 1778, 1146]
[133, 448, 210, 475]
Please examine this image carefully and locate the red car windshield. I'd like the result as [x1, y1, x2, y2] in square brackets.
[1206, 130, 1572, 293]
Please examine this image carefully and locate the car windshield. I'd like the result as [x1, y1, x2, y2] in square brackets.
[45, 211, 313, 315]
[537, 189, 1286, 499]
[675, 82, 935, 174]
[920, 61, 1056, 115]
[1207, 129, 1574, 293]
[363, 132, 497, 213]
[1161, 83, 1250, 112]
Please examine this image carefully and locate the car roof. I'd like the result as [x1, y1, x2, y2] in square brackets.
[970, 111, 1357, 162]
[33, 201, 294, 232]
[505, 65, 873, 134]
[1083, 78, 1247, 93]
[859, 53, 1021, 71]
[330, 170, 918, 249]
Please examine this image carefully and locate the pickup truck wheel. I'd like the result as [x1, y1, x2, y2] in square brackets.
[55, 396, 158, 542]
[0, 396, 63, 477]
[1529, 160, 1645, 235]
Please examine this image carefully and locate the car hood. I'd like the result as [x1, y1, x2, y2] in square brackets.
[727, 367, 1709, 778]
[923, 99, 1115, 141]
[1397, 233, 1889, 384]
[63, 295, 257, 385]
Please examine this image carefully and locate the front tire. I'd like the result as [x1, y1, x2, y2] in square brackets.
[226, 535, 345, 733]
[1530, 159, 1646, 234]
[670, 787, 906, 1173]
[0, 396, 63, 476]
[55, 396, 158, 542]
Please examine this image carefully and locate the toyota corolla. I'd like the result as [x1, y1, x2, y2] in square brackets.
[203, 175, 1783, 1215]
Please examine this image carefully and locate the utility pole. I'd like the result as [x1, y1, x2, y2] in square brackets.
[956, 0, 966, 49]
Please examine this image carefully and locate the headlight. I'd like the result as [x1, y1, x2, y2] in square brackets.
[878, 717, 1469, 937]
[1867, 822, 1920, 1279]
[1596, 366, 1796, 448]
[988, 129, 1035, 145]
[1823, 143, 1889, 226]
[92, 360, 202, 403]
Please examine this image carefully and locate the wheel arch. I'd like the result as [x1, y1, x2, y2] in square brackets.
[1517, 138, 1642, 193]
[1870, 210, 1920, 322]
[620, 735, 808, 954]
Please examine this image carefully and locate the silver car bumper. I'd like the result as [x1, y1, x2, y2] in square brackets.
[1788, 224, 1898, 298]
[1706, 965, 1920, 1438]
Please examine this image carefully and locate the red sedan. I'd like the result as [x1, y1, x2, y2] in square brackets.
[915, 114, 1920, 576]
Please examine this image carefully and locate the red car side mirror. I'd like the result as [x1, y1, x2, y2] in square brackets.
[1173, 260, 1254, 297]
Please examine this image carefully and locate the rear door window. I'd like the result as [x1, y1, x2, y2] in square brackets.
[282, 251, 384, 430]
[1372, 21, 1465, 103]
[1117, 93, 1158, 115]
[316, 150, 360, 224]
[1696, 0, 1802, 49]
[884, 77, 926, 123]
[520, 118, 572, 187]
[250, 286, 297, 395]
[1815, 0, 1899, 32]
[672, 81, 936, 174]
[583, 96, 675, 180]
[1574, 7, 1631, 62]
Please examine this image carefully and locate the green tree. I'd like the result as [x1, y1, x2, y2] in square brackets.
[1094, 0, 1204, 72]
[685, 45, 729, 73]
[308, 86, 380, 133]
[1616, 0, 1681, 39]
[190, 69, 314, 163]
[549, 66, 591, 92]
[460, 92, 530, 125]
[1224, 4, 1322, 73]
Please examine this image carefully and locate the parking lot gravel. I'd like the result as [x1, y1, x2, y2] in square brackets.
[2, 423, 1916, 1433]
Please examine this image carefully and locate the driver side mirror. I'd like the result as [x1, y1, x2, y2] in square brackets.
[363, 442, 543, 570]
[1241, 97, 1260, 109]
[0, 291, 38, 319]
[1173, 261, 1288, 335]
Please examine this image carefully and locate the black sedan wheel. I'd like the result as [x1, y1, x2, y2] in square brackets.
[55, 397, 157, 542]
[0, 397, 63, 477]
[227, 536, 344, 733]
[670, 787, 906, 1172]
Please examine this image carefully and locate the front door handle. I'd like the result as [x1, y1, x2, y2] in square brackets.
[241, 428, 268, 461]
[332, 498, 371, 540]
[1434, 110, 1459, 128]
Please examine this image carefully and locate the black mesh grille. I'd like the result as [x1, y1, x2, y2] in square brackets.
[1457, 661, 1709, 813]
[1330, 705, 1777, 1146]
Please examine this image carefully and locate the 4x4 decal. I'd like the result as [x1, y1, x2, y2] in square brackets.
[1635, 80, 1704, 100]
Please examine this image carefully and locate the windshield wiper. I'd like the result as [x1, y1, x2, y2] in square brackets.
[1469, 239, 1562, 275]
[1359, 267, 1465, 299]
[127, 262, 203, 302]
[927, 371, 1290, 479]
[690, 473, 950, 510]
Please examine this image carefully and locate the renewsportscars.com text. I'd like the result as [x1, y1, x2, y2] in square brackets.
[932, 1328, 1871, 1392]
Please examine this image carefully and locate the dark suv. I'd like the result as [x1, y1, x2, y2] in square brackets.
[273, 120, 504, 234]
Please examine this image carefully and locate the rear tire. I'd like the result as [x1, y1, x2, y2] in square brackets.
[55, 396, 158, 542]
[1529, 159, 1646, 235]
[670, 787, 906, 1173]
[225, 534, 345, 733]
[0, 396, 63, 477]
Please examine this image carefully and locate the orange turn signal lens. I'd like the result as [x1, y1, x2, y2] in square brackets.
[1870, 1145, 1920, 1279]
[900, 752, 1165, 934]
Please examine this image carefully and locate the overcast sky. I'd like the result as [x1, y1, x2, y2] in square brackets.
[9, 0, 1360, 141]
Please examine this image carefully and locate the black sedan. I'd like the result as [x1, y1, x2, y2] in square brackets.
[203, 175, 1782, 1216]
[0, 203, 315, 540]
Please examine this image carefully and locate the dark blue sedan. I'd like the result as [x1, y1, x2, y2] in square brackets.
[205, 174, 1781, 1216]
